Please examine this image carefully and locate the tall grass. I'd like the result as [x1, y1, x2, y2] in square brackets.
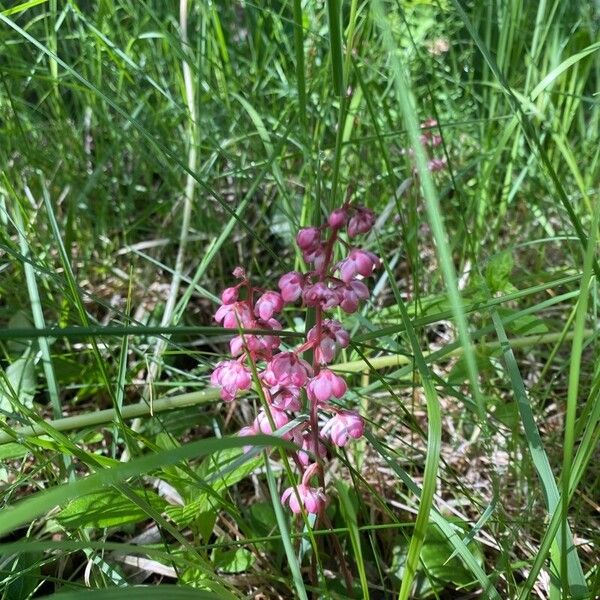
[0, 1, 598, 598]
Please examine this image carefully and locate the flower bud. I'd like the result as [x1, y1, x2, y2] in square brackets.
[296, 227, 321, 251]
[254, 408, 290, 435]
[220, 287, 238, 304]
[328, 208, 347, 230]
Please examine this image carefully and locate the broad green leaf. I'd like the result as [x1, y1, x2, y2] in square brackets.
[448, 352, 493, 386]
[421, 525, 482, 589]
[485, 251, 514, 293]
[38, 587, 223, 599]
[0, 442, 28, 460]
[1, 551, 42, 600]
[0, 435, 294, 538]
[57, 489, 167, 529]
[0, 350, 37, 414]
[496, 308, 549, 336]
[211, 545, 255, 574]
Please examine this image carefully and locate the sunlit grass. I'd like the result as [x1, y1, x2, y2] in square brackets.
[0, 1, 598, 598]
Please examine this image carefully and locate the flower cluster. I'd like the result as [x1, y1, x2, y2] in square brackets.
[211, 203, 379, 515]
[402, 118, 447, 174]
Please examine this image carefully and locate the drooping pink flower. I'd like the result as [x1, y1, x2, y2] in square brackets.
[419, 119, 442, 148]
[296, 227, 321, 251]
[281, 484, 326, 514]
[308, 319, 350, 364]
[322, 411, 364, 447]
[347, 206, 375, 238]
[211, 360, 252, 401]
[220, 287, 238, 304]
[336, 279, 370, 313]
[302, 282, 340, 310]
[254, 291, 283, 320]
[328, 208, 347, 229]
[254, 407, 290, 435]
[278, 271, 304, 303]
[428, 157, 447, 172]
[297, 435, 327, 466]
[229, 317, 281, 358]
[232, 266, 247, 279]
[214, 301, 253, 329]
[268, 384, 302, 412]
[262, 352, 313, 387]
[239, 424, 257, 453]
[302, 244, 326, 271]
[306, 369, 347, 404]
[337, 249, 380, 283]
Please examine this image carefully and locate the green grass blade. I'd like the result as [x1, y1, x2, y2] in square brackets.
[38, 587, 225, 599]
[371, 0, 486, 423]
[560, 203, 599, 591]
[489, 309, 588, 596]
[0, 434, 293, 538]
[264, 454, 309, 600]
[326, 0, 344, 97]
[377, 241, 442, 600]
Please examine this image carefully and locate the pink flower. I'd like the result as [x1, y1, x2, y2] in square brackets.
[229, 318, 281, 358]
[296, 227, 321, 251]
[308, 319, 349, 364]
[239, 424, 257, 453]
[254, 407, 290, 435]
[268, 384, 302, 411]
[230, 332, 280, 359]
[307, 369, 347, 404]
[281, 484, 326, 514]
[428, 157, 447, 172]
[297, 435, 327, 466]
[255, 291, 283, 320]
[263, 352, 313, 387]
[302, 244, 326, 271]
[214, 301, 253, 328]
[322, 411, 364, 447]
[278, 271, 304, 303]
[302, 282, 340, 310]
[328, 208, 347, 229]
[336, 279, 369, 313]
[232, 266, 246, 279]
[337, 249, 380, 283]
[210, 360, 252, 401]
[220, 287, 238, 304]
[347, 206, 375, 238]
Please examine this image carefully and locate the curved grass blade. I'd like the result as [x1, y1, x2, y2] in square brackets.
[264, 454, 309, 600]
[0, 435, 293, 538]
[38, 587, 225, 599]
[489, 309, 588, 597]
[376, 241, 442, 600]
[367, 433, 500, 599]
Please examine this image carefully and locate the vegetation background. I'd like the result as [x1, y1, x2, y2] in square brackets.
[0, 0, 598, 598]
